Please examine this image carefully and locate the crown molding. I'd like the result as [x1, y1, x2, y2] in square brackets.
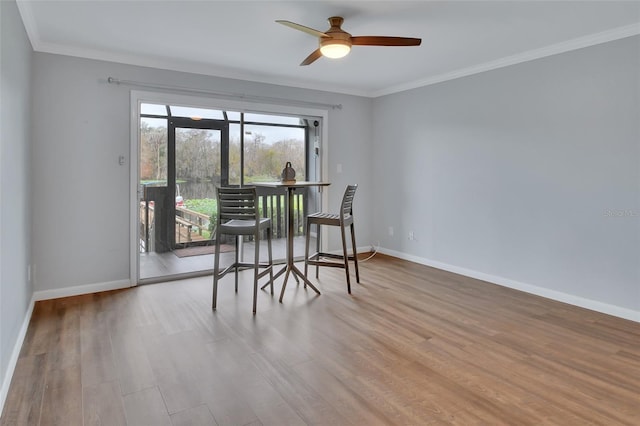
[16, 0, 640, 99]
[16, 0, 39, 50]
[16, 0, 368, 97]
[372, 22, 640, 98]
[32, 39, 372, 98]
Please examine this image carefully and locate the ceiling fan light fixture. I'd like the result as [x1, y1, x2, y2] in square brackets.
[277, 16, 421, 66]
[320, 39, 351, 59]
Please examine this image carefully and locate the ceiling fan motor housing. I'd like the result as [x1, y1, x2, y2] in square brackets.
[320, 17, 352, 58]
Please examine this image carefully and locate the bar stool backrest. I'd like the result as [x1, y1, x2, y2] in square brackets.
[340, 184, 358, 222]
[217, 187, 259, 222]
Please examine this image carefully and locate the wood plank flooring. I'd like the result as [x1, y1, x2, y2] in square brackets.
[2, 254, 639, 425]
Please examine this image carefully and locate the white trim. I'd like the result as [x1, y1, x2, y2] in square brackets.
[378, 247, 640, 323]
[326, 246, 375, 256]
[129, 94, 140, 286]
[2, 278, 132, 414]
[111, 78, 341, 110]
[320, 115, 330, 252]
[0, 297, 35, 416]
[373, 23, 640, 97]
[15, 0, 38, 51]
[33, 279, 132, 302]
[26, 40, 369, 97]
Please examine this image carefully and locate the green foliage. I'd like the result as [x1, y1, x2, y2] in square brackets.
[184, 198, 217, 235]
[140, 120, 306, 185]
[140, 121, 168, 181]
[184, 198, 217, 215]
[239, 136, 306, 181]
[245, 175, 280, 183]
[180, 194, 307, 237]
[176, 129, 221, 181]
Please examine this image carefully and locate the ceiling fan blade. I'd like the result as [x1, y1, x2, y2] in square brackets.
[300, 49, 323, 66]
[276, 20, 329, 38]
[351, 36, 422, 47]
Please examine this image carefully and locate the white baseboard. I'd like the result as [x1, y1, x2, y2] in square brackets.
[325, 245, 375, 256]
[33, 279, 133, 301]
[378, 247, 640, 323]
[1, 296, 35, 417]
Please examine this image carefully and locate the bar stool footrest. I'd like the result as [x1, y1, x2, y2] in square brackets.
[307, 252, 355, 268]
[216, 263, 273, 280]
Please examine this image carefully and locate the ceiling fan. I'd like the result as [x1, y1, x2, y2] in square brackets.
[276, 16, 422, 66]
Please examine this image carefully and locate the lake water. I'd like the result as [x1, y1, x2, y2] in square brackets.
[178, 180, 218, 200]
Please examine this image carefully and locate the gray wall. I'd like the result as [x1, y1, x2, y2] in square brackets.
[373, 36, 640, 314]
[30, 53, 373, 292]
[0, 0, 33, 403]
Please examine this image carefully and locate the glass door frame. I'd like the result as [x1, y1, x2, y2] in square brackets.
[130, 90, 330, 285]
[167, 117, 229, 249]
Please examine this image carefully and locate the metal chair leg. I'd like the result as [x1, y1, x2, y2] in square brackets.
[234, 236, 239, 293]
[267, 227, 274, 295]
[340, 225, 351, 294]
[315, 223, 320, 279]
[212, 228, 222, 310]
[253, 231, 260, 314]
[304, 219, 311, 287]
[350, 223, 359, 283]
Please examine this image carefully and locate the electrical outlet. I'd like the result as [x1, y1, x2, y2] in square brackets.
[337, 163, 343, 174]
[408, 231, 415, 241]
[388, 226, 394, 237]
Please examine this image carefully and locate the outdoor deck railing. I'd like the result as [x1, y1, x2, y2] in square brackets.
[139, 187, 308, 252]
[256, 186, 307, 240]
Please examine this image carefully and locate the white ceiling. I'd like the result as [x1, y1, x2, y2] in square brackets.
[17, 1, 640, 97]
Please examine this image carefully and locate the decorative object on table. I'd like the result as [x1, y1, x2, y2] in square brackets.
[280, 162, 296, 182]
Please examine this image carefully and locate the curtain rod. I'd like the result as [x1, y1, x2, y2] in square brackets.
[107, 77, 342, 110]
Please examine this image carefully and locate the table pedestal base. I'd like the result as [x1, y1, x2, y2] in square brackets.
[254, 181, 330, 304]
[269, 263, 321, 302]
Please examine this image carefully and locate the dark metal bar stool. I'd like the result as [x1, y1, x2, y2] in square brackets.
[212, 186, 273, 314]
[304, 184, 360, 293]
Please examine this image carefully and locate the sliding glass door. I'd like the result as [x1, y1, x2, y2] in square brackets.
[136, 100, 320, 283]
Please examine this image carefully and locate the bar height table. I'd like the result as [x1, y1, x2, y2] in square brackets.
[254, 181, 330, 302]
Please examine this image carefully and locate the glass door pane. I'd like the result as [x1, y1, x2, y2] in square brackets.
[167, 117, 229, 255]
[139, 117, 168, 254]
[242, 122, 308, 259]
[243, 124, 305, 183]
[175, 127, 221, 247]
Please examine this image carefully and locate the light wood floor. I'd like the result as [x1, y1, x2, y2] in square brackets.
[2, 255, 639, 425]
